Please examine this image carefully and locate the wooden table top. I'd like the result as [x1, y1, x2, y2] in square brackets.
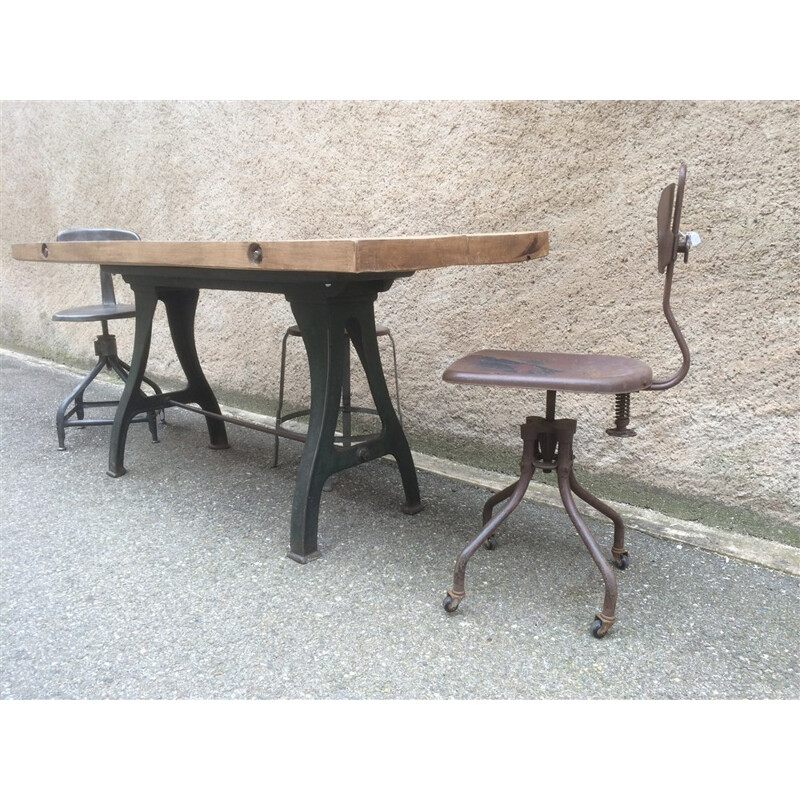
[12, 231, 548, 274]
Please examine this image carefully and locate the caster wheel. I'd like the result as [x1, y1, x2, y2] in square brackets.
[443, 594, 460, 613]
[614, 553, 630, 570]
[591, 619, 610, 639]
[484, 535, 497, 551]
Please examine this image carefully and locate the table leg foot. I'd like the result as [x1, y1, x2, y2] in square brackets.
[286, 549, 321, 564]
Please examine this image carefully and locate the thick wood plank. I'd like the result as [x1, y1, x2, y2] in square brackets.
[11, 231, 548, 274]
[355, 232, 548, 271]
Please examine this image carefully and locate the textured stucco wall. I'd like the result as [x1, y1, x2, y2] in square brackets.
[1, 100, 798, 543]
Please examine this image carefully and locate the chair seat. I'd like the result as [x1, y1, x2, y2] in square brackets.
[443, 349, 653, 394]
[52, 303, 136, 323]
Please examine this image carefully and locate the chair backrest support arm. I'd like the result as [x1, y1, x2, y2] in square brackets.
[647, 259, 690, 391]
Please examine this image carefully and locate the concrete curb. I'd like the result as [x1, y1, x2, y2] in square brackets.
[411, 453, 800, 578]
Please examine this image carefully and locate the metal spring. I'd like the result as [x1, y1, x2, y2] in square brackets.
[606, 392, 636, 437]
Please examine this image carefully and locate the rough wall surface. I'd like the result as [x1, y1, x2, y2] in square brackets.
[1, 100, 798, 543]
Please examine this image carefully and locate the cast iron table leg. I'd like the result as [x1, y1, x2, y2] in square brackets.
[347, 308, 422, 515]
[107, 284, 228, 478]
[107, 286, 159, 477]
[160, 288, 229, 450]
[287, 301, 349, 562]
[286, 288, 422, 563]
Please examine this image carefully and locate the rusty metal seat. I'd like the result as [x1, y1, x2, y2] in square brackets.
[272, 323, 402, 467]
[52, 228, 164, 450]
[441, 164, 700, 638]
[443, 351, 653, 394]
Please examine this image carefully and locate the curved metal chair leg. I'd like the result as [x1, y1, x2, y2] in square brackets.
[556, 444, 618, 638]
[444, 438, 535, 612]
[480, 477, 528, 550]
[482, 480, 520, 525]
[569, 470, 629, 569]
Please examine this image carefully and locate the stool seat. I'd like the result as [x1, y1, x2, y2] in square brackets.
[443, 349, 653, 394]
[52, 303, 136, 323]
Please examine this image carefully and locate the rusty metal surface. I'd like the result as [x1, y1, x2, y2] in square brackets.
[648, 163, 695, 390]
[443, 350, 653, 394]
[440, 165, 701, 639]
[657, 181, 677, 271]
[445, 409, 627, 638]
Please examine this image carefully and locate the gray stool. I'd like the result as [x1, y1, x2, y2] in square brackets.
[51, 228, 164, 450]
[273, 324, 402, 467]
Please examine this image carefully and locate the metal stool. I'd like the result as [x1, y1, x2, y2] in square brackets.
[272, 323, 402, 467]
[441, 164, 700, 638]
[51, 228, 164, 450]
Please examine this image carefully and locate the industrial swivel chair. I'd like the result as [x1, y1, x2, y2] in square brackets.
[273, 324, 402, 467]
[441, 164, 700, 638]
[52, 228, 164, 450]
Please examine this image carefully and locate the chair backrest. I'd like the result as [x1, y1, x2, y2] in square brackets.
[56, 228, 140, 306]
[657, 163, 687, 274]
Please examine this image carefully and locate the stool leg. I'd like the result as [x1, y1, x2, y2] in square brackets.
[272, 328, 292, 468]
[56, 357, 107, 450]
[75, 353, 117, 421]
[444, 437, 536, 612]
[569, 471, 629, 570]
[555, 433, 618, 638]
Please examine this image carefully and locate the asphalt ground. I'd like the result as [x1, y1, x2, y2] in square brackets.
[1, 349, 797, 795]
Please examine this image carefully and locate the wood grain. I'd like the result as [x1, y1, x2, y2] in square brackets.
[12, 232, 548, 274]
